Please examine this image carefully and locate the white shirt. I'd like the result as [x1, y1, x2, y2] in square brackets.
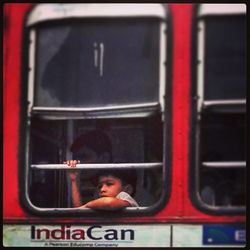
[116, 191, 139, 207]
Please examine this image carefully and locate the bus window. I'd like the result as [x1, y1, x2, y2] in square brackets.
[195, 4, 246, 211]
[24, 4, 167, 213]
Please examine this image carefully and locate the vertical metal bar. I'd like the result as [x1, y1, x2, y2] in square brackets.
[159, 21, 167, 121]
[99, 42, 104, 77]
[66, 120, 74, 206]
[94, 42, 98, 67]
[27, 29, 36, 115]
[25, 29, 36, 207]
[197, 20, 205, 115]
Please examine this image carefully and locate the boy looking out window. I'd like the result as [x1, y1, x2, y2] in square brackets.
[64, 129, 138, 210]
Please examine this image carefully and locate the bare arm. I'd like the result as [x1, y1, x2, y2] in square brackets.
[80, 197, 130, 211]
[64, 160, 82, 207]
[71, 178, 81, 207]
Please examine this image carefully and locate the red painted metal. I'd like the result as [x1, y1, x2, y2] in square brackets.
[3, 3, 33, 220]
[3, 3, 245, 224]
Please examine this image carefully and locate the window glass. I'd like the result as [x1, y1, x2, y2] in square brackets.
[200, 113, 246, 162]
[30, 118, 64, 164]
[196, 11, 246, 210]
[200, 168, 246, 206]
[204, 16, 246, 100]
[29, 119, 67, 207]
[199, 113, 246, 207]
[35, 19, 160, 107]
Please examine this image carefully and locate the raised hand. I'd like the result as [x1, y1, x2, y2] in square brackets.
[63, 160, 81, 181]
[64, 160, 80, 167]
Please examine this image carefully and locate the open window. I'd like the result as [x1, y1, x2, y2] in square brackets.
[23, 4, 168, 214]
[193, 4, 246, 212]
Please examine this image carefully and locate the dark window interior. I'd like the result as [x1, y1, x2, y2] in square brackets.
[200, 168, 246, 206]
[29, 116, 163, 208]
[200, 113, 246, 162]
[199, 113, 246, 207]
[198, 14, 246, 208]
[204, 16, 246, 100]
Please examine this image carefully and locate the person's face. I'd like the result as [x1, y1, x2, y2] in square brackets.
[97, 175, 124, 198]
[73, 146, 98, 163]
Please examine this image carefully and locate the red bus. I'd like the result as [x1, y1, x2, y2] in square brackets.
[3, 3, 246, 247]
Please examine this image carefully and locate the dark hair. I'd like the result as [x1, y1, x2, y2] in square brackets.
[94, 169, 137, 196]
[70, 129, 112, 159]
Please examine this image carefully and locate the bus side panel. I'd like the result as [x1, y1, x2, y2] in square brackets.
[3, 3, 246, 225]
[3, 3, 33, 220]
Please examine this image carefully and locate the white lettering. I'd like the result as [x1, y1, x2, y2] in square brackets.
[235, 230, 245, 242]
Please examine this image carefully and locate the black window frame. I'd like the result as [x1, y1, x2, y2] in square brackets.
[19, 3, 172, 216]
[190, 3, 246, 215]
